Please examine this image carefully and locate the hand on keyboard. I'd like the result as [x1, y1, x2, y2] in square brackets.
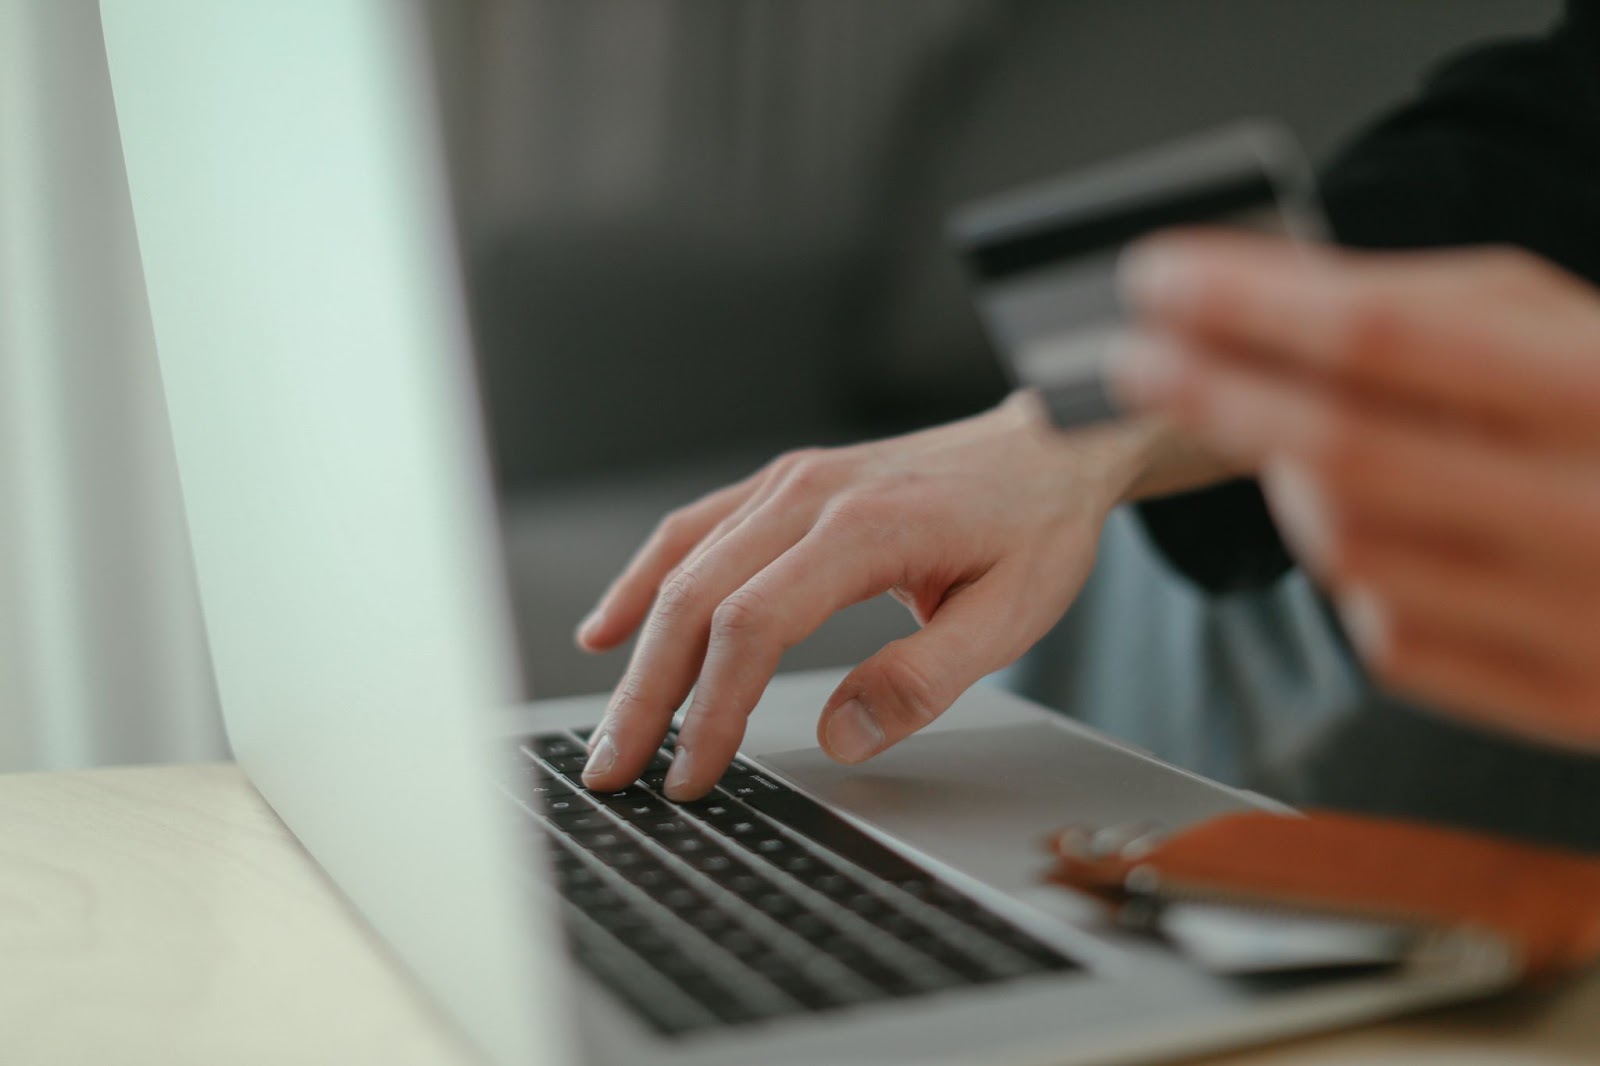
[515, 730, 1078, 1034]
[572, 392, 1168, 800]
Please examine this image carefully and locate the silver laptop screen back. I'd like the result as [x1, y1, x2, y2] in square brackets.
[100, 2, 570, 1061]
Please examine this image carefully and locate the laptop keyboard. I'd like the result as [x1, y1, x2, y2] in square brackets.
[503, 727, 1080, 1037]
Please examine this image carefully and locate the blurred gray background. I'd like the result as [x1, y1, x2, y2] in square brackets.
[430, 0, 1560, 704]
[1, 0, 1560, 772]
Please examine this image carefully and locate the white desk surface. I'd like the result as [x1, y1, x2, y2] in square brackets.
[1, 763, 1595, 1066]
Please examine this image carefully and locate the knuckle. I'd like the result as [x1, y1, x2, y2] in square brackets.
[710, 588, 774, 641]
[818, 492, 885, 535]
[873, 649, 944, 732]
[771, 449, 837, 499]
[651, 505, 700, 547]
[769, 447, 824, 480]
[654, 568, 706, 622]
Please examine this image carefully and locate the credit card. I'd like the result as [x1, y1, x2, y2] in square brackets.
[949, 120, 1326, 429]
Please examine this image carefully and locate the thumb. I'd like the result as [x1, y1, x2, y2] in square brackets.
[817, 573, 1029, 764]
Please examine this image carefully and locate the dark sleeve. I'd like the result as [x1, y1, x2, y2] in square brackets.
[1137, 0, 1600, 595]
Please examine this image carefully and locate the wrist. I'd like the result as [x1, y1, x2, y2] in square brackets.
[1115, 417, 1253, 503]
[1003, 390, 1247, 508]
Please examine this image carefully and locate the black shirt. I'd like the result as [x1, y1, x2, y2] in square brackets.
[1138, 0, 1600, 595]
[1132, 1, 1600, 853]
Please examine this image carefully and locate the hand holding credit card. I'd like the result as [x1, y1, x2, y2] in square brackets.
[950, 120, 1325, 430]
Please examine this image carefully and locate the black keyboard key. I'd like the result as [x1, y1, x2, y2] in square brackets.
[574, 827, 628, 851]
[674, 796, 740, 821]
[595, 788, 668, 818]
[684, 808, 756, 841]
[514, 756, 552, 779]
[557, 869, 605, 897]
[545, 754, 592, 779]
[524, 774, 574, 797]
[737, 788, 925, 884]
[720, 861, 770, 891]
[595, 847, 656, 874]
[751, 890, 805, 921]
[618, 863, 680, 894]
[589, 904, 653, 937]
[787, 912, 831, 940]
[634, 816, 698, 842]
[563, 882, 624, 911]
[541, 794, 592, 818]
[681, 906, 740, 938]
[547, 807, 608, 833]
[527, 733, 587, 761]
[795, 868, 856, 901]
[772, 852, 825, 879]
[564, 928, 707, 1036]
[657, 883, 712, 916]
[702, 860, 765, 895]
[685, 850, 740, 876]
[717, 773, 788, 803]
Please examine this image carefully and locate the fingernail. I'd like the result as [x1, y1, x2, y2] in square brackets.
[583, 732, 617, 782]
[825, 699, 884, 764]
[575, 609, 603, 645]
[1339, 586, 1389, 660]
[1263, 460, 1333, 569]
[1119, 241, 1200, 314]
[1108, 331, 1186, 407]
[663, 744, 695, 800]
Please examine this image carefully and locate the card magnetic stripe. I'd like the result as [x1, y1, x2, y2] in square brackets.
[959, 171, 1279, 283]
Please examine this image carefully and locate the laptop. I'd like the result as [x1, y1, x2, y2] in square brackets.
[100, 3, 1510, 1063]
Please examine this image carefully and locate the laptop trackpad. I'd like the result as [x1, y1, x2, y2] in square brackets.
[759, 722, 1253, 894]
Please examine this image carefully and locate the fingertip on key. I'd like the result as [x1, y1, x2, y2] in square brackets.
[581, 731, 618, 786]
[662, 744, 701, 802]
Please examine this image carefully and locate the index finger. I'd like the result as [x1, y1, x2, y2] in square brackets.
[1120, 231, 1600, 447]
[663, 510, 906, 799]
